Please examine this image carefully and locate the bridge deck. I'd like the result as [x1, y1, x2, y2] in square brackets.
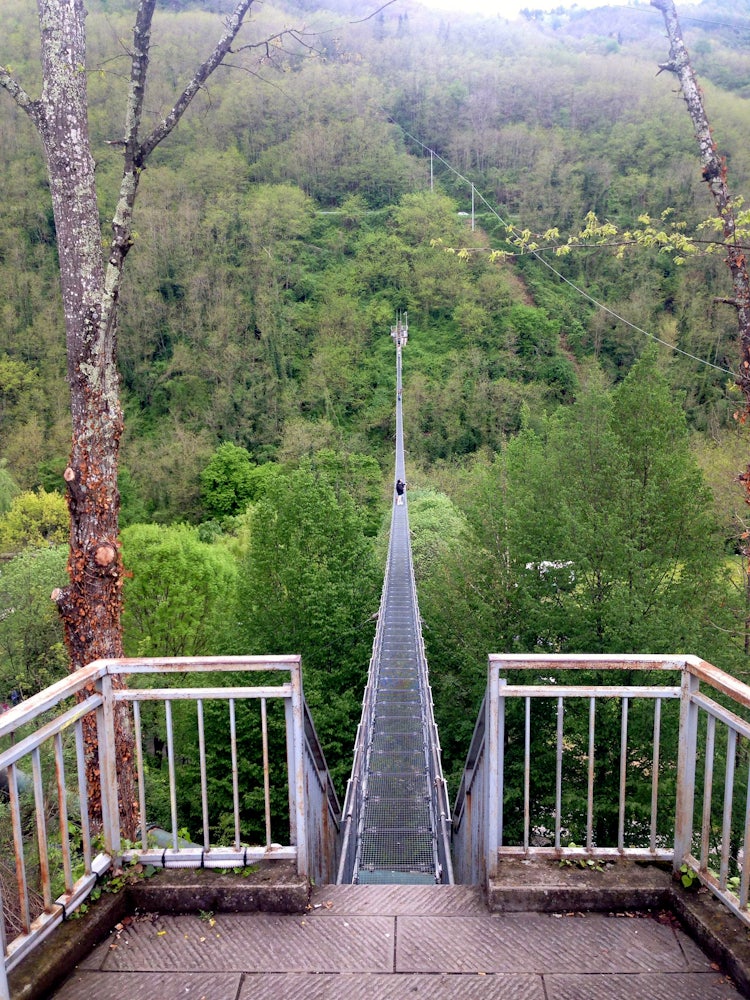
[52, 884, 743, 999]
[346, 332, 450, 883]
[354, 497, 437, 882]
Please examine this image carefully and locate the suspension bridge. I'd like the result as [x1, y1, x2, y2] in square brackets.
[337, 313, 453, 885]
[2, 318, 750, 998]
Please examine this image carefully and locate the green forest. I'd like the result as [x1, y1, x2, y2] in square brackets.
[2, 0, 750, 817]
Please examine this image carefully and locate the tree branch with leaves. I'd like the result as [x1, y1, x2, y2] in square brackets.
[649, 0, 750, 397]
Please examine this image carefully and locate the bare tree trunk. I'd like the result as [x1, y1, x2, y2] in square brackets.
[1, 0, 256, 837]
[651, 0, 750, 495]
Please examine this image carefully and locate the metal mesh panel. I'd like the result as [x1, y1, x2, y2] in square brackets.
[375, 703, 421, 717]
[371, 732, 423, 754]
[375, 716, 422, 735]
[358, 829, 435, 870]
[367, 752, 426, 775]
[366, 773, 426, 798]
[364, 797, 431, 829]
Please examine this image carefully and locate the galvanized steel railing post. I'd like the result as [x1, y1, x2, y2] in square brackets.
[97, 671, 121, 856]
[674, 667, 699, 872]
[486, 661, 505, 881]
[0, 877, 8, 1000]
[285, 696, 297, 848]
[289, 659, 308, 877]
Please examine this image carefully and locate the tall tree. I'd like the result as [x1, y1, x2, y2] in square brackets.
[0, 0, 256, 834]
[238, 467, 380, 790]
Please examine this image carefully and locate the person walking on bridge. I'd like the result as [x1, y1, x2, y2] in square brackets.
[396, 479, 406, 505]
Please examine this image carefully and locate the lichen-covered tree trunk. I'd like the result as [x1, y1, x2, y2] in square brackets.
[1, 0, 257, 838]
[36, 0, 137, 837]
[651, 0, 750, 494]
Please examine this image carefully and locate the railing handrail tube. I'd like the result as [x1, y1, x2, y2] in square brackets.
[685, 655, 750, 710]
[0, 697, 101, 770]
[101, 654, 302, 673]
[496, 685, 681, 699]
[402, 495, 454, 883]
[335, 534, 390, 883]
[0, 662, 106, 739]
[113, 685, 293, 701]
[690, 689, 750, 740]
[488, 653, 691, 670]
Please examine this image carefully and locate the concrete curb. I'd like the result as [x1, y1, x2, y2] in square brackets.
[672, 885, 750, 998]
[487, 858, 674, 912]
[8, 891, 129, 1000]
[128, 862, 310, 915]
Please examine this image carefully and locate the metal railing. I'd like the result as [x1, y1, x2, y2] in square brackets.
[336, 533, 390, 882]
[453, 653, 750, 927]
[405, 508, 454, 884]
[0, 655, 340, 996]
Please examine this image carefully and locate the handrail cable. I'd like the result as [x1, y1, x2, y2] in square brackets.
[386, 116, 735, 379]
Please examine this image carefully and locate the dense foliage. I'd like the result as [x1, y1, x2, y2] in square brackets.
[2, 0, 750, 829]
[2, 0, 748, 509]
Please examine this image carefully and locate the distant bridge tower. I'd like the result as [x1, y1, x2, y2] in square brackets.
[390, 311, 408, 348]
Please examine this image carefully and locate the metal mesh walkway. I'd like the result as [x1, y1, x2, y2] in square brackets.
[337, 318, 453, 885]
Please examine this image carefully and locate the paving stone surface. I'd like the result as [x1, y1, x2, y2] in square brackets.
[52, 970, 241, 1000]
[236, 972, 545, 999]
[49, 885, 747, 1000]
[544, 971, 742, 999]
[308, 883, 487, 915]
[396, 911, 712, 974]
[85, 912, 394, 973]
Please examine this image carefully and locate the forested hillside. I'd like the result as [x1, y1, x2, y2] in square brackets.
[1, 0, 750, 806]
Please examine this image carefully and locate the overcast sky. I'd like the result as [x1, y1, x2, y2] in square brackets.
[423, 0, 638, 17]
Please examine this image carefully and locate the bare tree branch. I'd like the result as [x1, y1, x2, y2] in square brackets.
[651, 0, 750, 392]
[103, 0, 257, 351]
[0, 65, 44, 130]
[232, 27, 321, 60]
[125, 0, 157, 160]
[349, 0, 400, 25]
[138, 0, 256, 162]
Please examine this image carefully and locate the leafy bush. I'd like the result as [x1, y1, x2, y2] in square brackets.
[0, 489, 68, 553]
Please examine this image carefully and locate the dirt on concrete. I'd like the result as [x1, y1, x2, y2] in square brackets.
[489, 859, 750, 998]
[8, 861, 308, 1000]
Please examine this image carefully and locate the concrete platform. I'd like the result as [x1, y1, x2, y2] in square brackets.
[47, 882, 746, 1000]
[8, 862, 309, 1000]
